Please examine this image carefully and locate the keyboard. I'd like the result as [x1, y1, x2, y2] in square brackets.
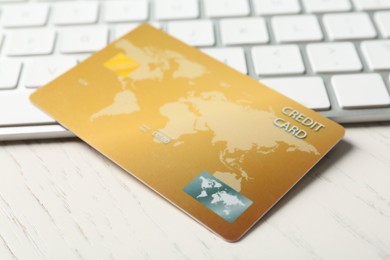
[1, 0, 390, 141]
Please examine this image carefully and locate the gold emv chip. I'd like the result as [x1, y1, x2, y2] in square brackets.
[104, 53, 140, 77]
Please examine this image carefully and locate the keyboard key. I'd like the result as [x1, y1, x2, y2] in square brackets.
[25, 57, 77, 88]
[167, 20, 215, 47]
[6, 29, 56, 56]
[323, 13, 377, 40]
[104, 0, 148, 23]
[59, 27, 108, 54]
[112, 23, 161, 41]
[53, 2, 99, 25]
[113, 24, 140, 40]
[361, 40, 390, 70]
[202, 47, 247, 74]
[0, 0, 26, 2]
[375, 11, 390, 38]
[272, 15, 323, 43]
[332, 74, 390, 108]
[204, 0, 250, 18]
[307, 42, 362, 73]
[353, 0, 390, 10]
[0, 60, 22, 90]
[261, 77, 330, 110]
[252, 45, 305, 76]
[0, 34, 4, 51]
[155, 0, 199, 20]
[1, 3, 49, 28]
[220, 18, 269, 45]
[253, 0, 301, 15]
[0, 92, 55, 126]
[302, 0, 351, 13]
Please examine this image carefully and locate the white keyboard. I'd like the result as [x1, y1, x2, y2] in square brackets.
[1, 0, 390, 141]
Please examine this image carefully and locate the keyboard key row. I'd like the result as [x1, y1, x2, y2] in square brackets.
[2, 25, 390, 76]
[1, 11, 389, 43]
[1, 1, 390, 29]
[270, 13, 379, 43]
[252, 41, 390, 75]
[0, 92, 55, 126]
[2, 27, 109, 56]
[1, 60, 389, 113]
[0, 57, 77, 90]
[1, 22, 389, 75]
[0, 1, 149, 28]
[165, 14, 382, 47]
[253, 0, 390, 15]
[262, 74, 390, 110]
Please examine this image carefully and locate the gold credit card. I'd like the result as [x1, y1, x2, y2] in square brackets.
[30, 24, 345, 241]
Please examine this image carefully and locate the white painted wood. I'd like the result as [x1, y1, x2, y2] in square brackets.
[1, 123, 390, 259]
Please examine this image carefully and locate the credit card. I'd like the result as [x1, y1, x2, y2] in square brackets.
[30, 24, 345, 241]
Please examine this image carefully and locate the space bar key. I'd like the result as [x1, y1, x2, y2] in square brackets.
[0, 92, 55, 126]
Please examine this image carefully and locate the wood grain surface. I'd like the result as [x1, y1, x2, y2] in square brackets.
[1, 122, 390, 260]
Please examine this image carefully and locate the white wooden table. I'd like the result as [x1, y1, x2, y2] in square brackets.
[1, 122, 390, 260]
